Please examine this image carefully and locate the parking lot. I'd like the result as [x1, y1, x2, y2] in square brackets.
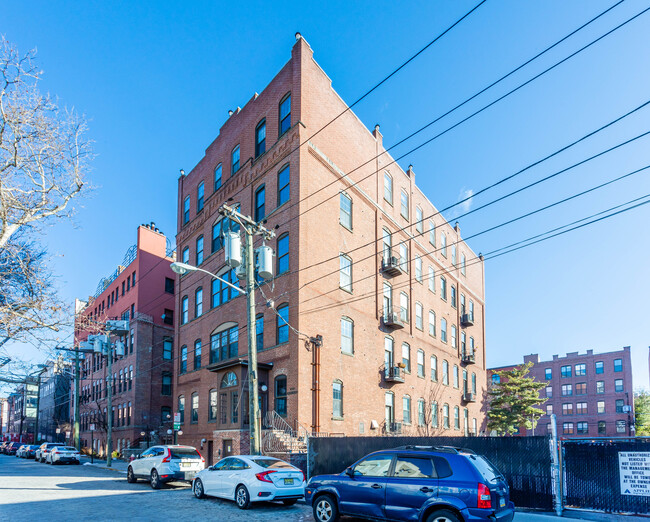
[0, 454, 312, 521]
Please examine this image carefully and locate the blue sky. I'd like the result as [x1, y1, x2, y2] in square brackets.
[3, 0, 649, 391]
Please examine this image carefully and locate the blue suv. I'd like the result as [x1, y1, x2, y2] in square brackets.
[305, 446, 514, 522]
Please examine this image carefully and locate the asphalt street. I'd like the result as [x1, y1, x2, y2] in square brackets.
[0, 454, 590, 522]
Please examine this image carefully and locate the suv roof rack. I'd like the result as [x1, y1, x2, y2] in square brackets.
[393, 445, 476, 455]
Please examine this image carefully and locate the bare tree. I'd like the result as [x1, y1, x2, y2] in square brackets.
[0, 37, 91, 348]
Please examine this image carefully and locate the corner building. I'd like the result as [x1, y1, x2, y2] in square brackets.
[75, 224, 176, 455]
[174, 36, 487, 462]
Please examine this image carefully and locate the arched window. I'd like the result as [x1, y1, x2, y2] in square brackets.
[340, 192, 352, 230]
[214, 163, 222, 191]
[383, 172, 393, 204]
[210, 322, 239, 363]
[454, 406, 460, 430]
[339, 254, 352, 292]
[399, 292, 409, 322]
[194, 339, 202, 370]
[182, 246, 189, 264]
[401, 343, 411, 373]
[341, 317, 353, 355]
[129, 365, 133, 390]
[400, 189, 409, 220]
[255, 184, 266, 221]
[443, 403, 450, 429]
[221, 371, 238, 388]
[274, 375, 287, 416]
[181, 296, 188, 324]
[255, 119, 266, 157]
[333, 380, 343, 418]
[418, 399, 426, 426]
[178, 395, 185, 423]
[231, 144, 240, 174]
[183, 196, 190, 225]
[191, 393, 199, 423]
[276, 303, 289, 344]
[441, 318, 447, 343]
[382, 228, 392, 259]
[180, 345, 187, 374]
[430, 355, 438, 382]
[429, 310, 436, 337]
[277, 234, 289, 275]
[197, 181, 205, 212]
[279, 93, 291, 135]
[196, 235, 204, 265]
[277, 164, 290, 206]
[442, 360, 449, 386]
[403, 395, 411, 424]
[208, 389, 218, 421]
[195, 287, 203, 318]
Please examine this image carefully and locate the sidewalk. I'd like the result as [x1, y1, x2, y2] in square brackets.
[79, 454, 129, 474]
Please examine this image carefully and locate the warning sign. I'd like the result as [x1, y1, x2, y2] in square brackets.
[619, 452, 650, 496]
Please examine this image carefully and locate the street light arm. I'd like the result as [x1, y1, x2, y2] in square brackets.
[194, 266, 247, 295]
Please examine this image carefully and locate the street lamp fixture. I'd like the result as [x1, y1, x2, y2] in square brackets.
[170, 262, 246, 295]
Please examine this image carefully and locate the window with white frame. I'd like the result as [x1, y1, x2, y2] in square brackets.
[415, 256, 422, 282]
[341, 317, 353, 355]
[442, 360, 449, 385]
[428, 310, 436, 337]
[402, 343, 411, 372]
[441, 318, 447, 343]
[417, 350, 425, 377]
[431, 355, 438, 381]
[340, 192, 352, 230]
[428, 266, 435, 292]
[399, 292, 409, 322]
[400, 190, 409, 220]
[384, 172, 393, 204]
[399, 243, 408, 272]
[441, 233, 447, 257]
[416, 207, 423, 234]
[415, 302, 423, 330]
[339, 254, 352, 292]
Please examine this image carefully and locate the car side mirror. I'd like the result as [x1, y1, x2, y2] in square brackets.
[345, 467, 355, 477]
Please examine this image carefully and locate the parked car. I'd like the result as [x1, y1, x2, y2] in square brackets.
[15, 445, 28, 457]
[192, 455, 306, 509]
[305, 445, 515, 522]
[5, 442, 21, 456]
[23, 445, 39, 459]
[127, 445, 205, 489]
[46, 446, 81, 465]
[36, 442, 65, 463]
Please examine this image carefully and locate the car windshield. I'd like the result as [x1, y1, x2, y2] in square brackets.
[469, 455, 504, 482]
[170, 447, 201, 460]
[60, 447, 77, 451]
[252, 458, 295, 470]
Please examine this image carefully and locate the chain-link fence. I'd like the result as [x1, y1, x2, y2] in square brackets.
[563, 438, 650, 514]
[308, 436, 553, 509]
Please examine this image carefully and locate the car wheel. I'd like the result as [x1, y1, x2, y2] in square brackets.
[313, 494, 339, 522]
[150, 469, 161, 489]
[282, 499, 298, 506]
[235, 485, 250, 510]
[426, 509, 462, 522]
[127, 466, 137, 483]
[193, 479, 205, 499]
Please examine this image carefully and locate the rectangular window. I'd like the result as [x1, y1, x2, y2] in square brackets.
[575, 383, 586, 395]
[340, 193, 352, 230]
[417, 350, 425, 378]
[180, 346, 187, 374]
[161, 373, 172, 396]
[416, 207, 423, 234]
[597, 401, 605, 414]
[616, 399, 624, 413]
[454, 406, 460, 430]
[183, 196, 190, 225]
[430, 356, 438, 381]
[563, 423, 574, 435]
[461, 254, 466, 275]
[428, 311, 436, 337]
[197, 181, 204, 212]
[428, 267, 435, 293]
[441, 319, 447, 343]
[255, 186, 265, 221]
[384, 173, 393, 204]
[277, 234, 289, 275]
[598, 421, 606, 434]
[278, 165, 290, 206]
[181, 297, 188, 324]
[165, 277, 175, 294]
[577, 422, 588, 434]
[451, 286, 457, 308]
[333, 382, 343, 418]
[451, 245, 457, 266]
[595, 361, 604, 374]
[614, 359, 623, 372]
[256, 315, 264, 350]
[561, 365, 572, 378]
[214, 163, 222, 191]
[277, 304, 289, 344]
[575, 363, 586, 376]
[403, 396, 411, 424]
[418, 400, 425, 426]
[616, 420, 626, 433]
[453, 365, 459, 389]
[341, 318, 353, 355]
[546, 404, 553, 415]
[561, 384, 572, 396]
[232, 392, 239, 424]
[615, 379, 624, 392]
[440, 233, 447, 257]
[442, 360, 449, 385]
[399, 293, 408, 323]
[576, 402, 587, 415]
[402, 344, 411, 373]
[196, 236, 204, 265]
[400, 190, 409, 220]
[596, 381, 604, 394]
[209, 390, 217, 421]
[255, 120, 266, 157]
[279, 94, 291, 135]
[231, 145, 240, 174]
[415, 303, 423, 330]
[163, 338, 173, 360]
[340, 255, 352, 292]
[440, 277, 447, 300]
[545, 368, 552, 380]
[194, 340, 201, 370]
[415, 256, 422, 282]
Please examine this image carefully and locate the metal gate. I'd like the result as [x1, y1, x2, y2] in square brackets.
[562, 438, 650, 514]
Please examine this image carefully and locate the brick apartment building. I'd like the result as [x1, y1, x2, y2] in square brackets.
[74, 224, 176, 455]
[37, 360, 71, 443]
[174, 35, 487, 462]
[489, 347, 635, 438]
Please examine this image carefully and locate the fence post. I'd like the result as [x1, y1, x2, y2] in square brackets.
[550, 414, 563, 516]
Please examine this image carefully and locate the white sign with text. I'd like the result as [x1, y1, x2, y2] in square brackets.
[619, 452, 650, 496]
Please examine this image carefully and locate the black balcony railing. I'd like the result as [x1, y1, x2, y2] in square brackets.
[384, 366, 405, 383]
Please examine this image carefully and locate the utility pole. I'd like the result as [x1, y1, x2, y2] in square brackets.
[106, 337, 113, 467]
[74, 349, 80, 450]
[219, 203, 274, 455]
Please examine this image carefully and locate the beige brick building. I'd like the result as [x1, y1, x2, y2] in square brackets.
[174, 35, 487, 463]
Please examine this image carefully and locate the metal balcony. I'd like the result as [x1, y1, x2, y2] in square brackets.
[381, 254, 405, 276]
[460, 313, 474, 327]
[388, 422, 402, 434]
[382, 310, 405, 330]
[384, 366, 405, 383]
[463, 391, 476, 403]
[461, 351, 476, 364]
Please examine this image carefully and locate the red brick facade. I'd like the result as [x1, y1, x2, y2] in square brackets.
[489, 347, 635, 438]
[174, 36, 487, 463]
[75, 224, 176, 455]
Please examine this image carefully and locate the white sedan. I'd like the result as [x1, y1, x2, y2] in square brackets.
[192, 455, 305, 509]
[47, 446, 81, 464]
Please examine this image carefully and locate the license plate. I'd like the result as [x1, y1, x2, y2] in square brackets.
[500, 498, 505, 508]
[284, 478, 294, 485]
[181, 462, 192, 468]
